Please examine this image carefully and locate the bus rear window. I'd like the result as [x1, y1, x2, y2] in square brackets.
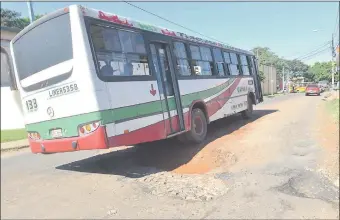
[12, 13, 73, 81]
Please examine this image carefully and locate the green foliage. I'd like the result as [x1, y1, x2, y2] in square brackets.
[251, 46, 331, 83]
[1, 8, 43, 30]
[309, 61, 335, 82]
[325, 98, 339, 124]
[258, 70, 265, 82]
[251, 47, 310, 80]
[1, 129, 27, 143]
[251, 47, 280, 66]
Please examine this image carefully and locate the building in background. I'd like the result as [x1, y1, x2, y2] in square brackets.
[1, 26, 25, 130]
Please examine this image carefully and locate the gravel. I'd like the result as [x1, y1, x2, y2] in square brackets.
[137, 172, 228, 201]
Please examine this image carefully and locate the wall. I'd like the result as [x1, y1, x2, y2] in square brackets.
[1, 87, 25, 129]
[1, 28, 25, 130]
[259, 65, 277, 95]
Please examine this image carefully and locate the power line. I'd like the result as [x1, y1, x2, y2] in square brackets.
[299, 47, 330, 61]
[293, 41, 331, 60]
[299, 47, 329, 61]
[122, 1, 231, 46]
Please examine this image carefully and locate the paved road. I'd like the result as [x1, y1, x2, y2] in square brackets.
[1, 93, 339, 219]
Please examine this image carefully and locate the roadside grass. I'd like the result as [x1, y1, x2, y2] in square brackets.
[325, 98, 340, 124]
[1, 129, 27, 143]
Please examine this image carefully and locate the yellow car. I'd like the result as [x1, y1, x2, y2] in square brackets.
[295, 86, 306, 92]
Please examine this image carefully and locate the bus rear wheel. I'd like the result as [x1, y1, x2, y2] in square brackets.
[185, 108, 207, 144]
[241, 95, 254, 119]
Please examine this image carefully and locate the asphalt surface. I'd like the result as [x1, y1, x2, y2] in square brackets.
[1, 93, 339, 219]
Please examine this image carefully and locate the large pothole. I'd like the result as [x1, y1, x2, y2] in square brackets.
[137, 172, 229, 201]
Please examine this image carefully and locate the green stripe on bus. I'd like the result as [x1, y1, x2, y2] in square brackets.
[26, 78, 235, 139]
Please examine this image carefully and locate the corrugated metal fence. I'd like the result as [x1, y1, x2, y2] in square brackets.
[259, 65, 277, 95]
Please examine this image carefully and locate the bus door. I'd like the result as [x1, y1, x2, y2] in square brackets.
[150, 42, 185, 136]
[251, 56, 263, 103]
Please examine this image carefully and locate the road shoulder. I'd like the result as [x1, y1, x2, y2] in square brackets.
[315, 93, 339, 187]
[1, 139, 29, 152]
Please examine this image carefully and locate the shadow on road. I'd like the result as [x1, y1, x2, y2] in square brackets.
[56, 109, 277, 178]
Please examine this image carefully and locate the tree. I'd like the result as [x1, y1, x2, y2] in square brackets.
[1, 8, 43, 30]
[251, 47, 288, 80]
[251, 47, 313, 83]
[258, 70, 265, 82]
[251, 47, 280, 66]
[1, 8, 22, 28]
[285, 59, 309, 76]
[309, 61, 338, 82]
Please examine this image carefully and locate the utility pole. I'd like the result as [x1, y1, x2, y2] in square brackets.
[282, 66, 285, 93]
[27, 1, 35, 23]
[331, 34, 336, 89]
[270, 64, 274, 95]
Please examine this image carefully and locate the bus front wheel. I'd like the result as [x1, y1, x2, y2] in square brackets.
[185, 108, 208, 144]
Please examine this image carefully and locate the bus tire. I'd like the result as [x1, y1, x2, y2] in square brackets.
[186, 108, 207, 144]
[241, 95, 253, 119]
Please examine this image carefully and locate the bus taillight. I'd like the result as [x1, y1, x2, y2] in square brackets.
[28, 132, 41, 140]
[78, 121, 101, 136]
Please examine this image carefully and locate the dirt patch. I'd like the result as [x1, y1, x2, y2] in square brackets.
[315, 99, 339, 187]
[170, 96, 304, 175]
[137, 172, 229, 201]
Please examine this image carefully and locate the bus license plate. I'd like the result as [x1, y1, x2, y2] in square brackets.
[51, 129, 63, 138]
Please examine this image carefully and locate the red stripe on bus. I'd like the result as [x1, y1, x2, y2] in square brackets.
[107, 78, 241, 147]
[29, 126, 108, 153]
[207, 77, 241, 117]
[29, 78, 243, 152]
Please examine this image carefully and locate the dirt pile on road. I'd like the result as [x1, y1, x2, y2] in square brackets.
[323, 91, 339, 101]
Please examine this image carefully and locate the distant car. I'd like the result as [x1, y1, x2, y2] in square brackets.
[318, 81, 329, 91]
[305, 84, 321, 96]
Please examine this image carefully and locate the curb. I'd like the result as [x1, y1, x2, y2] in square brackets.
[1, 139, 30, 153]
[1, 145, 29, 152]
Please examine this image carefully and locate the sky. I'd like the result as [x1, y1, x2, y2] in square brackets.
[2, 1, 339, 65]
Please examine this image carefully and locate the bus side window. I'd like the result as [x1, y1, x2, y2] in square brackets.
[173, 42, 191, 76]
[189, 45, 213, 76]
[240, 55, 250, 75]
[229, 52, 240, 76]
[223, 51, 231, 76]
[212, 48, 225, 76]
[247, 56, 254, 75]
[90, 24, 150, 77]
[150, 44, 164, 94]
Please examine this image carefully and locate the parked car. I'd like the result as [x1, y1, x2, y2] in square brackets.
[318, 80, 329, 91]
[305, 84, 321, 96]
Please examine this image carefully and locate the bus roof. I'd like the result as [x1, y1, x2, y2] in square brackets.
[80, 5, 254, 56]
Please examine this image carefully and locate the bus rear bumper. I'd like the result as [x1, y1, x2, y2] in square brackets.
[29, 126, 108, 153]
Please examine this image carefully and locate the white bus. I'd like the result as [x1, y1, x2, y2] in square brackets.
[9, 5, 263, 154]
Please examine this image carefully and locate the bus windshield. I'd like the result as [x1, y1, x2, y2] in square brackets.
[12, 13, 73, 83]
